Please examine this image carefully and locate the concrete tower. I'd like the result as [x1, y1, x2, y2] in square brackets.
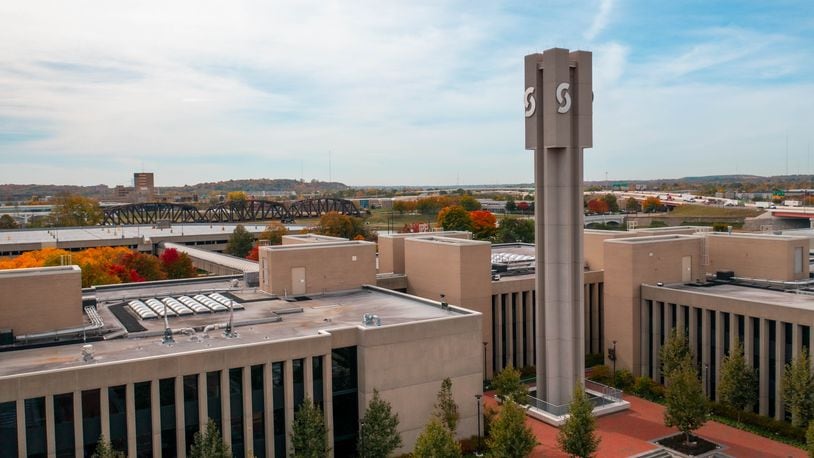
[525, 48, 592, 406]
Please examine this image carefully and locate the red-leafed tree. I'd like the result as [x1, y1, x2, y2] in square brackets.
[246, 246, 260, 261]
[160, 248, 197, 279]
[587, 198, 609, 214]
[470, 210, 497, 240]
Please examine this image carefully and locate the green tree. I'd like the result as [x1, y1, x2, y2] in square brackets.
[487, 400, 537, 458]
[807, 421, 814, 458]
[358, 389, 402, 458]
[717, 339, 757, 423]
[226, 224, 254, 257]
[290, 397, 330, 457]
[413, 417, 461, 458]
[259, 221, 288, 245]
[495, 217, 535, 243]
[660, 329, 693, 381]
[558, 384, 600, 458]
[433, 377, 460, 434]
[190, 418, 230, 458]
[625, 197, 640, 212]
[437, 206, 473, 232]
[505, 198, 517, 212]
[664, 360, 708, 446]
[492, 366, 527, 404]
[603, 193, 619, 212]
[92, 435, 125, 458]
[50, 194, 103, 226]
[782, 348, 814, 428]
[0, 214, 18, 229]
[459, 195, 481, 211]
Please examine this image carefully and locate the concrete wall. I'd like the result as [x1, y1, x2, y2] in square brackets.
[0, 266, 83, 335]
[357, 312, 482, 452]
[603, 235, 704, 376]
[584, 230, 629, 271]
[706, 233, 810, 281]
[378, 231, 471, 274]
[259, 242, 377, 296]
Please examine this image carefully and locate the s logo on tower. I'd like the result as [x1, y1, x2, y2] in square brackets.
[524, 87, 536, 118]
[556, 82, 571, 114]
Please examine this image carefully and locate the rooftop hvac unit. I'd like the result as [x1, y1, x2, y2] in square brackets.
[0, 329, 12, 346]
[716, 271, 735, 281]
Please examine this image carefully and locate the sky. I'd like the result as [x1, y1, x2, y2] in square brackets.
[0, 1, 813, 187]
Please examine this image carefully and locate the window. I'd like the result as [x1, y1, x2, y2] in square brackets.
[25, 397, 47, 458]
[313, 356, 324, 410]
[134, 382, 152, 457]
[207, 371, 222, 430]
[183, 375, 199, 454]
[0, 401, 17, 458]
[82, 389, 102, 457]
[229, 368, 244, 458]
[293, 359, 305, 409]
[332, 347, 358, 457]
[795, 246, 804, 274]
[250, 365, 265, 458]
[272, 362, 286, 458]
[54, 393, 75, 458]
[108, 385, 128, 454]
[159, 378, 176, 458]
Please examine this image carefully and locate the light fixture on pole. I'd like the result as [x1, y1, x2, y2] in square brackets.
[475, 394, 483, 456]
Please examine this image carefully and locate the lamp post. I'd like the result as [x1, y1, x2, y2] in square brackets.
[475, 394, 483, 456]
[704, 363, 709, 397]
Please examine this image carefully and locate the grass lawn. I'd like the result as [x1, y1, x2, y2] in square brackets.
[365, 208, 437, 231]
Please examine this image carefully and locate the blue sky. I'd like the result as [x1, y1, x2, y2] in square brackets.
[0, 0, 812, 187]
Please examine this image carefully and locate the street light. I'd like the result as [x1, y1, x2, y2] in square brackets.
[475, 394, 483, 456]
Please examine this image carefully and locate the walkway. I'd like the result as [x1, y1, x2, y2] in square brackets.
[484, 394, 805, 457]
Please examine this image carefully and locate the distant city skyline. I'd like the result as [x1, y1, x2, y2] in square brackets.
[1, 1, 812, 187]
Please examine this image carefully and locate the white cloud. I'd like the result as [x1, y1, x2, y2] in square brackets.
[584, 0, 615, 41]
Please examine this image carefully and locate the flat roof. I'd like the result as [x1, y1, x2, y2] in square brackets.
[0, 265, 80, 278]
[0, 280, 471, 378]
[0, 223, 305, 247]
[163, 242, 258, 272]
[647, 282, 814, 312]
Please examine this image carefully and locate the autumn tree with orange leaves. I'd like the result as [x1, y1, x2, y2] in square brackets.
[470, 210, 497, 240]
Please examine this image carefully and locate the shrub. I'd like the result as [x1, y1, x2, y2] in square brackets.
[710, 402, 806, 443]
[633, 376, 665, 401]
[588, 365, 613, 386]
[615, 369, 635, 391]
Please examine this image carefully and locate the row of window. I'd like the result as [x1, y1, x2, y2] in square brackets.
[0, 347, 357, 458]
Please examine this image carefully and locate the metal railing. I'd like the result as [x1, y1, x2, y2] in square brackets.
[525, 380, 624, 417]
[585, 379, 624, 403]
[525, 394, 569, 417]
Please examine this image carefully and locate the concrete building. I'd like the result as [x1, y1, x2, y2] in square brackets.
[0, 241, 482, 457]
[134, 173, 155, 202]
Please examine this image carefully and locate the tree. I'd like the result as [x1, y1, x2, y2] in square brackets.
[505, 198, 517, 212]
[316, 212, 370, 240]
[227, 191, 248, 201]
[603, 193, 619, 213]
[459, 195, 481, 211]
[558, 384, 600, 458]
[190, 418, 230, 458]
[807, 421, 814, 458]
[50, 194, 103, 226]
[660, 329, 693, 381]
[642, 196, 662, 213]
[413, 417, 461, 458]
[160, 248, 197, 279]
[358, 389, 402, 458]
[664, 360, 708, 446]
[486, 400, 537, 458]
[290, 397, 330, 457]
[717, 339, 757, 423]
[226, 224, 254, 257]
[625, 198, 640, 212]
[782, 348, 814, 428]
[121, 251, 166, 282]
[433, 378, 460, 434]
[437, 206, 473, 232]
[469, 210, 497, 240]
[92, 435, 125, 458]
[492, 366, 527, 404]
[0, 214, 18, 229]
[495, 217, 535, 243]
[587, 198, 609, 214]
[259, 222, 288, 245]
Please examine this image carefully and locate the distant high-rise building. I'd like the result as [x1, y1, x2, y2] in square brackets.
[133, 172, 155, 202]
